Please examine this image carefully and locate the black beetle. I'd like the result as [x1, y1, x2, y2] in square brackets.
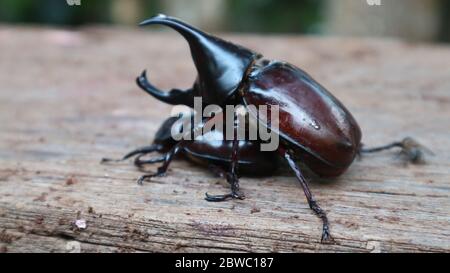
[105, 15, 431, 243]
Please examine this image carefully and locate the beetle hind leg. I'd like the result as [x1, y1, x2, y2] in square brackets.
[281, 148, 334, 244]
[359, 137, 433, 164]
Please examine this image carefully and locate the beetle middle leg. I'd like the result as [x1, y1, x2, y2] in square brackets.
[280, 147, 333, 244]
[205, 164, 241, 201]
[204, 171, 243, 202]
[205, 113, 245, 202]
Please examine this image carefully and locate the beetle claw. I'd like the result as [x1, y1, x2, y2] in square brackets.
[205, 192, 232, 202]
[204, 192, 245, 202]
[232, 192, 245, 200]
[137, 175, 153, 185]
[320, 227, 335, 244]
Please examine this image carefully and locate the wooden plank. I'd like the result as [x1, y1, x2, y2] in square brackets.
[0, 26, 449, 253]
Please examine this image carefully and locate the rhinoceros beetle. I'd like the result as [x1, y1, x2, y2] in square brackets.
[104, 14, 431, 243]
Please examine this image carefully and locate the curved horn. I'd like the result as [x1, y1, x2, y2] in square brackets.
[139, 14, 260, 105]
[136, 70, 194, 107]
[139, 14, 207, 42]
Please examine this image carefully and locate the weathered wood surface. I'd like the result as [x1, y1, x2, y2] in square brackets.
[0, 26, 449, 253]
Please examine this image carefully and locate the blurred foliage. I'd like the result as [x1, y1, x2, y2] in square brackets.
[0, 0, 322, 33]
[0, 0, 447, 42]
[226, 0, 324, 33]
[0, 0, 112, 25]
[440, 0, 450, 42]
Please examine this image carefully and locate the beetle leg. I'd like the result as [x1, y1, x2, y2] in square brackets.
[227, 115, 244, 198]
[359, 137, 433, 164]
[134, 154, 166, 167]
[101, 144, 163, 164]
[137, 144, 182, 185]
[205, 113, 245, 202]
[280, 147, 333, 244]
[204, 170, 243, 201]
[204, 193, 233, 202]
[204, 172, 243, 202]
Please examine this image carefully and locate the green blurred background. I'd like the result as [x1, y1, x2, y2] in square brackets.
[0, 0, 449, 42]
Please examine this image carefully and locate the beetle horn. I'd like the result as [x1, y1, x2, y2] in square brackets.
[139, 14, 261, 105]
[136, 70, 195, 107]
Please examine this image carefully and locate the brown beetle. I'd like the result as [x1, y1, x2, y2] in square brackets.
[116, 14, 431, 242]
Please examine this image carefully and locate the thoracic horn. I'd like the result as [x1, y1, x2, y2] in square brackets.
[139, 14, 261, 105]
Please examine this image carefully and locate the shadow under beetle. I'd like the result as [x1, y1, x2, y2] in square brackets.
[103, 15, 432, 243]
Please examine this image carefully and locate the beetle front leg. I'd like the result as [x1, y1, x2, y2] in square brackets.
[280, 147, 333, 244]
[137, 144, 182, 185]
[101, 144, 163, 164]
[134, 154, 166, 167]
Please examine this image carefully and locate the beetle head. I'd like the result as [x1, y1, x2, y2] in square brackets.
[139, 14, 261, 106]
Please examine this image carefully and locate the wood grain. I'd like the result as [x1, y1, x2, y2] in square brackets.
[0, 26, 449, 253]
